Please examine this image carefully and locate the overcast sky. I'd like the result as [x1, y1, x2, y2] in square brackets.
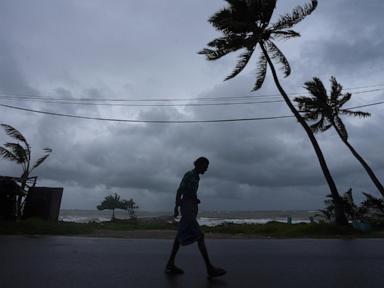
[0, 0, 383, 211]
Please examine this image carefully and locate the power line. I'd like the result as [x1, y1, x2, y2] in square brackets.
[0, 97, 284, 107]
[0, 88, 383, 107]
[0, 85, 383, 103]
[347, 101, 384, 110]
[0, 103, 293, 123]
[0, 100, 383, 124]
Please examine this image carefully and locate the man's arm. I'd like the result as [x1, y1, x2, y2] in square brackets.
[173, 187, 182, 217]
[173, 172, 192, 217]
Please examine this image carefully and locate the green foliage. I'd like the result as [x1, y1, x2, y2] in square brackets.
[97, 193, 138, 220]
[294, 77, 384, 198]
[0, 218, 367, 238]
[199, 0, 318, 90]
[316, 190, 384, 225]
[294, 77, 370, 140]
[0, 124, 52, 218]
[203, 222, 360, 238]
[316, 189, 358, 223]
[0, 124, 52, 179]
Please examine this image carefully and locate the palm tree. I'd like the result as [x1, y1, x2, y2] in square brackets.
[199, 0, 348, 224]
[294, 76, 384, 197]
[0, 124, 52, 218]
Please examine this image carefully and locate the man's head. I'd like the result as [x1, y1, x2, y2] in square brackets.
[194, 157, 209, 174]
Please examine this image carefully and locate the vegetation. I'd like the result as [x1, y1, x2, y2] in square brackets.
[294, 77, 384, 197]
[0, 124, 52, 218]
[199, 0, 348, 225]
[316, 189, 384, 226]
[2, 218, 384, 238]
[97, 193, 138, 220]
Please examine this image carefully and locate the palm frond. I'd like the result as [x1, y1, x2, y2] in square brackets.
[0, 146, 19, 162]
[300, 110, 322, 121]
[310, 117, 332, 134]
[199, 35, 245, 60]
[252, 51, 267, 91]
[265, 41, 291, 77]
[198, 48, 230, 61]
[304, 77, 328, 100]
[272, 0, 318, 30]
[206, 35, 245, 50]
[3, 143, 27, 163]
[1, 124, 28, 145]
[294, 96, 319, 111]
[338, 92, 352, 107]
[272, 30, 300, 39]
[340, 109, 371, 118]
[43, 147, 53, 153]
[225, 46, 256, 80]
[31, 147, 52, 171]
[306, 110, 321, 121]
[330, 76, 343, 104]
[209, 2, 252, 34]
[248, 0, 277, 25]
[333, 116, 348, 141]
[309, 115, 325, 133]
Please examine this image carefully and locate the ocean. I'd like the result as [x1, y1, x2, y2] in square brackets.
[59, 209, 318, 226]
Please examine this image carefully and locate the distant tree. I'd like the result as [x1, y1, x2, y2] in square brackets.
[0, 124, 52, 218]
[97, 193, 138, 220]
[199, 0, 348, 225]
[294, 77, 384, 198]
[123, 198, 139, 219]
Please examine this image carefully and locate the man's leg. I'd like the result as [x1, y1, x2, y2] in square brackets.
[197, 235, 227, 277]
[167, 237, 180, 266]
[197, 235, 213, 269]
[165, 237, 184, 274]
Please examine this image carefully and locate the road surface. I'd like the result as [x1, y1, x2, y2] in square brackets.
[0, 236, 383, 287]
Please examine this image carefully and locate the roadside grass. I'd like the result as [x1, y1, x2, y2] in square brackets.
[1, 218, 381, 238]
[0, 218, 95, 235]
[202, 221, 363, 238]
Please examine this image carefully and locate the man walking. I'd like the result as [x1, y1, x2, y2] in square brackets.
[165, 157, 226, 278]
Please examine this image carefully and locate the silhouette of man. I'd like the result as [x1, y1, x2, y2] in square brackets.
[165, 157, 226, 278]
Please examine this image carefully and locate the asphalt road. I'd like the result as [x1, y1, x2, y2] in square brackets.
[0, 236, 383, 288]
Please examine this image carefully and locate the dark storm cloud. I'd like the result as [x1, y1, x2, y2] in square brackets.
[1, 0, 383, 210]
[297, 0, 384, 75]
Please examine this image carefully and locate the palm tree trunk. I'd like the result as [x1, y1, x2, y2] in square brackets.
[260, 43, 348, 225]
[333, 126, 384, 198]
[17, 172, 28, 220]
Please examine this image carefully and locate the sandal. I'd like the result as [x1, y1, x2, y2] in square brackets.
[207, 266, 226, 278]
[165, 264, 184, 275]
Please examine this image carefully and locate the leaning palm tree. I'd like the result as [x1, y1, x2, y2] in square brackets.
[0, 124, 52, 218]
[199, 0, 348, 224]
[294, 77, 384, 198]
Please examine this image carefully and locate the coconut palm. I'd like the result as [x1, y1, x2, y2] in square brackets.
[0, 124, 52, 218]
[294, 76, 384, 197]
[199, 0, 348, 224]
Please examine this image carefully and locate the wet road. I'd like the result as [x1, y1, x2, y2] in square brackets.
[0, 236, 383, 288]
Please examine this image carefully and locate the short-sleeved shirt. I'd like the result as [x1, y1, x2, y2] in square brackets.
[176, 169, 203, 245]
[176, 169, 200, 204]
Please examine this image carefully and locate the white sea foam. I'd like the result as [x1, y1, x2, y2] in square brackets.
[59, 213, 311, 226]
[197, 217, 310, 226]
[59, 215, 111, 223]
